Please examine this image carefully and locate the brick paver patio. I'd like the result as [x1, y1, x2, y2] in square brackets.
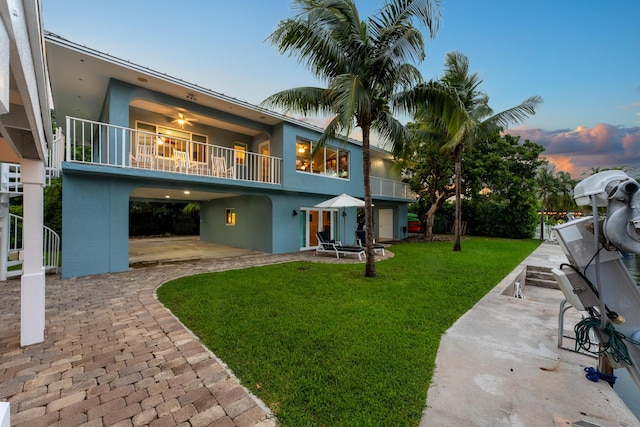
[0, 252, 324, 427]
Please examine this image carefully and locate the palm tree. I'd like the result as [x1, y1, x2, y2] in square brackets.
[536, 163, 558, 239]
[417, 52, 542, 251]
[263, 0, 441, 277]
[555, 170, 576, 211]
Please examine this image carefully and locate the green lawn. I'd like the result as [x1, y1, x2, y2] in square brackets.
[157, 237, 540, 426]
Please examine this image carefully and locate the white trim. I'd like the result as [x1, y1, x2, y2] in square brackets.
[0, 401, 9, 427]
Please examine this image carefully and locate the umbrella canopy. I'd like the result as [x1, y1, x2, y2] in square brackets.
[314, 193, 365, 208]
[315, 194, 366, 243]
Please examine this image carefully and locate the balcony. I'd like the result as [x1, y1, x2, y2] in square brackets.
[370, 176, 416, 200]
[65, 117, 282, 184]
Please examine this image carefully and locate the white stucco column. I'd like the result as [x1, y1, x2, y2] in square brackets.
[20, 158, 45, 346]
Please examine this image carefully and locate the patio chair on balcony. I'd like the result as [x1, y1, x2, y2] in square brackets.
[211, 155, 235, 178]
[129, 144, 155, 169]
[174, 150, 188, 172]
[354, 230, 385, 256]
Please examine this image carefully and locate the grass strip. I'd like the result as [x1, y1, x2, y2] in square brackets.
[158, 237, 540, 426]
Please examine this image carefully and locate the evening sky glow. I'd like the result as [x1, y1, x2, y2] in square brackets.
[43, 0, 640, 178]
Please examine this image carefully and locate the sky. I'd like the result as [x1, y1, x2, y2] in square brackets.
[42, 0, 640, 178]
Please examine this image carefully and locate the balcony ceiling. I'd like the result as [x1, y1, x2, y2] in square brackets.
[44, 33, 284, 137]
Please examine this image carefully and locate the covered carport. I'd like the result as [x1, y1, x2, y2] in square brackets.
[129, 186, 263, 266]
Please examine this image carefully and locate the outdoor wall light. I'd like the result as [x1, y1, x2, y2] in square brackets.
[292, 209, 298, 216]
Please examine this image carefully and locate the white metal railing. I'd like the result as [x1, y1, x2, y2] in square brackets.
[0, 163, 22, 194]
[370, 176, 416, 200]
[0, 127, 62, 193]
[46, 127, 64, 182]
[6, 213, 60, 275]
[65, 117, 282, 184]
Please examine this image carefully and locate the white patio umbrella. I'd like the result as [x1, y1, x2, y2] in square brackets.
[315, 193, 366, 243]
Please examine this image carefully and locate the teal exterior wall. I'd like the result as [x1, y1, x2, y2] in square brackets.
[61, 170, 132, 278]
[200, 195, 273, 253]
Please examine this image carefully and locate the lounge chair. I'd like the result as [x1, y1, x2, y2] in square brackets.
[316, 232, 365, 260]
[354, 230, 385, 256]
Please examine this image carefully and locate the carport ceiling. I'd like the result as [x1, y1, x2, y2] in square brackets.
[130, 188, 237, 202]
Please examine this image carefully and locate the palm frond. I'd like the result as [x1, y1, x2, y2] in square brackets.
[373, 0, 441, 39]
[261, 87, 332, 115]
[483, 95, 543, 129]
[374, 111, 410, 153]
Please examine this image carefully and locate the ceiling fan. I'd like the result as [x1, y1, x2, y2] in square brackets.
[170, 112, 197, 128]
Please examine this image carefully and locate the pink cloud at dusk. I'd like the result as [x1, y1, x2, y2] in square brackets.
[506, 124, 640, 178]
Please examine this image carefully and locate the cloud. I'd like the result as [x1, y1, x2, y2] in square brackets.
[506, 124, 640, 177]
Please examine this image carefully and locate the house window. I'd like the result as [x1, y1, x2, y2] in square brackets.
[234, 142, 247, 165]
[296, 138, 349, 179]
[225, 208, 236, 226]
[296, 140, 311, 171]
[339, 150, 349, 178]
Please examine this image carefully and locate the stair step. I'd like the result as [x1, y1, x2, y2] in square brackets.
[6, 270, 21, 278]
[525, 277, 559, 289]
[527, 265, 553, 273]
[526, 270, 555, 281]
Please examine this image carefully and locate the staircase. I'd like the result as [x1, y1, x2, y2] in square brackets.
[0, 129, 63, 280]
[525, 265, 559, 289]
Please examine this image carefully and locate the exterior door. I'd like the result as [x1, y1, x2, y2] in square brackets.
[259, 141, 270, 182]
[379, 209, 393, 240]
[302, 209, 336, 249]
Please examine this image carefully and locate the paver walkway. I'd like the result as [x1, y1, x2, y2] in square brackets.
[0, 251, 334, 427]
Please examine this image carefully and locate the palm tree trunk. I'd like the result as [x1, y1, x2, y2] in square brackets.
[453, 145, 462, 251]
[362, 124, 376, 277]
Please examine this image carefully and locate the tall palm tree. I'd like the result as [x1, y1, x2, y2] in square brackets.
[418, 52, 542, 251]
[536, 163, 558, 238]
[555, 170, 576, 211]
[262, 0, 441, 277]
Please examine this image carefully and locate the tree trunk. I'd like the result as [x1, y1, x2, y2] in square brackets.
[362, 124, 376, 277]
[423, 192, 447, 239]
[453, 145, 462, 251]
[424, 209, 435, 239]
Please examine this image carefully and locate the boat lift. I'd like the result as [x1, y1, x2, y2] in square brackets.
[552, 170, 640, 389]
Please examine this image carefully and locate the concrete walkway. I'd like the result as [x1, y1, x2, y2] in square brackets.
[421, 242, 638, 426]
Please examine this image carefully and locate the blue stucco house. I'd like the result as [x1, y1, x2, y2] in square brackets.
[44, 32, 414, 279]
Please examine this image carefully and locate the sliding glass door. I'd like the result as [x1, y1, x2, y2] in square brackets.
[300, 208, 338, 249]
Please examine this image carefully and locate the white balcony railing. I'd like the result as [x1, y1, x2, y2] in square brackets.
[370, 176, 416, 200]
[65, 117, 282, 185]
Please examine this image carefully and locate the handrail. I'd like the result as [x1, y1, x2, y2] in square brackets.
[0, 163, 22, 194]
[7, 213, 60, 275]
[65, 116, 282, 184]
[46, 127, 64, 183]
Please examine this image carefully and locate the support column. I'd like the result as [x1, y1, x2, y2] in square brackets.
[20, 158, 45, 346]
